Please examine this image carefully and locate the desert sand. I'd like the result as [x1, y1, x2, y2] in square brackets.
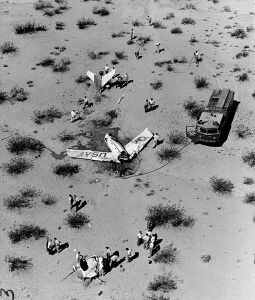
[0, 0, 255, 299]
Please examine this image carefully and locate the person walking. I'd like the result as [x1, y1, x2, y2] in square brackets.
[54, 237, 61, 253]
[144, 99, 149, 113]
[110, 252, 119, 268]
[106, 247, 111, 263]
[126, 248, 133, 263]
[130, 28, 134, 40]
[46, 237, 55, 255]
[148, 237, 155, 258]
[104, 64, 109, 74]
[137, 231, 143, 246]
[152, 133, 159, 148]
[143, 233, 150, 250]
[68, 194, 74, 210]
[82, 96, 89, 110]
[155, 42, 160, 53]
[146, 15, 152, 26]
[149, 98, 155, 109]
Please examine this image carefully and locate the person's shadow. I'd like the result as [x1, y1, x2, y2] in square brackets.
[58, 242, 69, 253]
[74, 200, 87, 212]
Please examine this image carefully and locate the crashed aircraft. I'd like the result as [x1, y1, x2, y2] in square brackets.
[87, 69, 115, 93]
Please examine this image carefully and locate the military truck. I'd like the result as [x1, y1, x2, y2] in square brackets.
[186, 89, 235, 144]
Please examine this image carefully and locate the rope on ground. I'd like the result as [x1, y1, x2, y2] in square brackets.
[122, 140, 193, 179]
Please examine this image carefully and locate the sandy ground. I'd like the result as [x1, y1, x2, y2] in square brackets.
[0, 0, 255, 299]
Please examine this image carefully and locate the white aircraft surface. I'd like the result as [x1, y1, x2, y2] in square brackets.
[87, 69, 115, 92]
[66, 128, 153, 163]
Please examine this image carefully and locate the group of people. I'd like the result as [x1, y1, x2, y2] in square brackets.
[70, 95, 91, 123]
[144, 98, 156, 113]
[137, 229, 158, 258]
[46, 237, 62, 255]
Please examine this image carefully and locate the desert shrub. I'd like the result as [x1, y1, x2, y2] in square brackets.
[185, 3, 197, 10]
[75, 74, 90, 84]
[183, 98, 203, 119]
[41, 194, 58, 205]
[112, 30, 126, 38]
[157, 147, 180, 162]
[7, 135, 44, 154]
[58, 130, 76, 142]
[8, 224, 47, 244]
[115, 51, 127, 60]
[0, 42, 18, 54]
[43, 8, 56, 16]
[252, 91, 255, 98]
[14, 21, 47, 34]
[33, 106, 63, 124]
[209, 0, 219, 3]
[53, 162, 80, 176]
[111, 59, 119, 65]
[92, 109, 118, 127]
[88, 50, 109, 59]
[168, 131, 187, 145]
[166, 64, 174, 72]
[244, 192, 255, 204]
[152, 21, 166, 29]
[148, 273, 177, 292]
[154, 60, 172, 67]
[153, 244, 178, 264]
[52, 57, 71, 72]
[3, 158, 33, 175]
[235, 125, 251, 138]
[65, 213, 90, 229]
[145, 295, 170, 300]
[223, 5, 231, 12]
[236, 51, 249, 59]
[238, 72, 249, 81]
[171, 27, 182, 34]
[210, 176, 234, 194]
[127, 40, 134, 45]
[194, 76, 209, 88]
[242, 151, 255, 167]
[137, 35, 152, 46]
[77, 18, 96, 29]
[231, 28, 247, 39]
[92, 6, 110, 16]
[173, 56, 188, 63]
[163, 12, 175, 20]
[189, 36, 198, 44]
[0, 91, 9, 104]
[243, 177, 254, 185]
[150, 80, 163, 90]
[55, 21, 65, 30]
[247, 25, 254, 32]
[105, 109, 118, 119]
[9, 86, 29, 102]
[182, 17, 196, 25]
[5, 256, 33, 273]
[132, 19, 143, 26]
[34, 0, 53, 10]
[145, 203, 195, 228]
[37, 56, 55, 67]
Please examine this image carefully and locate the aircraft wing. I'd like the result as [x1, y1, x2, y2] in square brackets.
[66, 149, 117, 162]
[125, 128, 153, 158]
[101, 69, 115, 87]
[86, 71, 95, 82]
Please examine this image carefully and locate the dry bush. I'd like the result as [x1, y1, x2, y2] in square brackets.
[41, 194, 58, 205]
[235, 125, 251, 138]
[75, 74, 90, 84]
[5, 256, 33, 273]
[112, 30, 126, 38]
[137, 35, 152, 46]
[0, 42, 18, 54]
[115, 51, 127, 60]
[243, 177, 254, 185]
[189, 36, 198, 44]
[111, 58, 119, 65]
[33, 106, 63, 124]
[34, 0, 53, 10]
[55, 21, 65, 30]
[8, 224, 47, 244]
[163, 12, 175, 20]
[236, 51, 249, 59]
[242, 151, 255, 167]
[52, 57, 71, 72]
[183, 98, 204, 119]
[88, 50, 109, 59]
[171, 27, 182, 34]
[153, 244, 178, 264]
[246, 25, 254, 32]
[53, 162, 80, 176]
[237, 73, 249, 82]
[77, 18, 96, 29]
[181, 17, 196, 25]
[154, 60, 172, 67]
[58, 130, 76, 142]
[231, 28, 247, 39]
[7, 135, 44, 154]
[43, 8, 56, 16]
[0, 91, 9, 104]
[65, 213, 90, 229]
[210, 176, 234, 194]
[92, 109, 118, 127]
[185, 3, 197, 10]
[14, 21, 47, 34]
[152, 21, 166, 29]
[132, 19, 143, 26]
[148, 273, 177, 292]
[168, 130, 187, 145]
[157, 147, 180, 162]
[37, 56, 55, 67]
[244, 192, 255, 204]
[150, 80, 163, 90]
[194, 76, 209, 88]
[173, 56, 188, 63]
[223, 5, 231, 12]
[145, 203, 195, 228]
[93, 6, 110, 16]
[3, 158, 33, 175]
[144, 294, 170, 300]
[166, 64, 175, 72]
[9, 86, 29, 102]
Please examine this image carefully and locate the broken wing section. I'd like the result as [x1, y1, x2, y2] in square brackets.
[66, 149, 117, 162]
[86, 71, 95, 82]
[101, 69, 115, 87]
[125, 128, 153, 158]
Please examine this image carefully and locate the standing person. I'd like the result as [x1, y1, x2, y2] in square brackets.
[110, 252, 119, 268]
[144, 99, 149, 113]
[126, 248, 133, 263]
[106, 247, 111, 263]
[68, 194, 74, 210]
[148, 235, 155, 258]
[143, 233, 150, 250]
[54, 237, 61, 253]
[130, 28, 134, 40]
[194, 50, 200, 67]
[82, 96, 89, 110]
[155, 42, 160, 53]
[70, 110, 76, 123]
[149, 98, 155, 109]
[146, 15, 152, 26]
[152, 133, 161, 148]
[46, 237, 55, 254]
[71, 195, 77, 211]
[104, 64, 109, 74]
[123, 73, 129, 87]
[135, 49, 140, 59]
[137, 231, 143, 246]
